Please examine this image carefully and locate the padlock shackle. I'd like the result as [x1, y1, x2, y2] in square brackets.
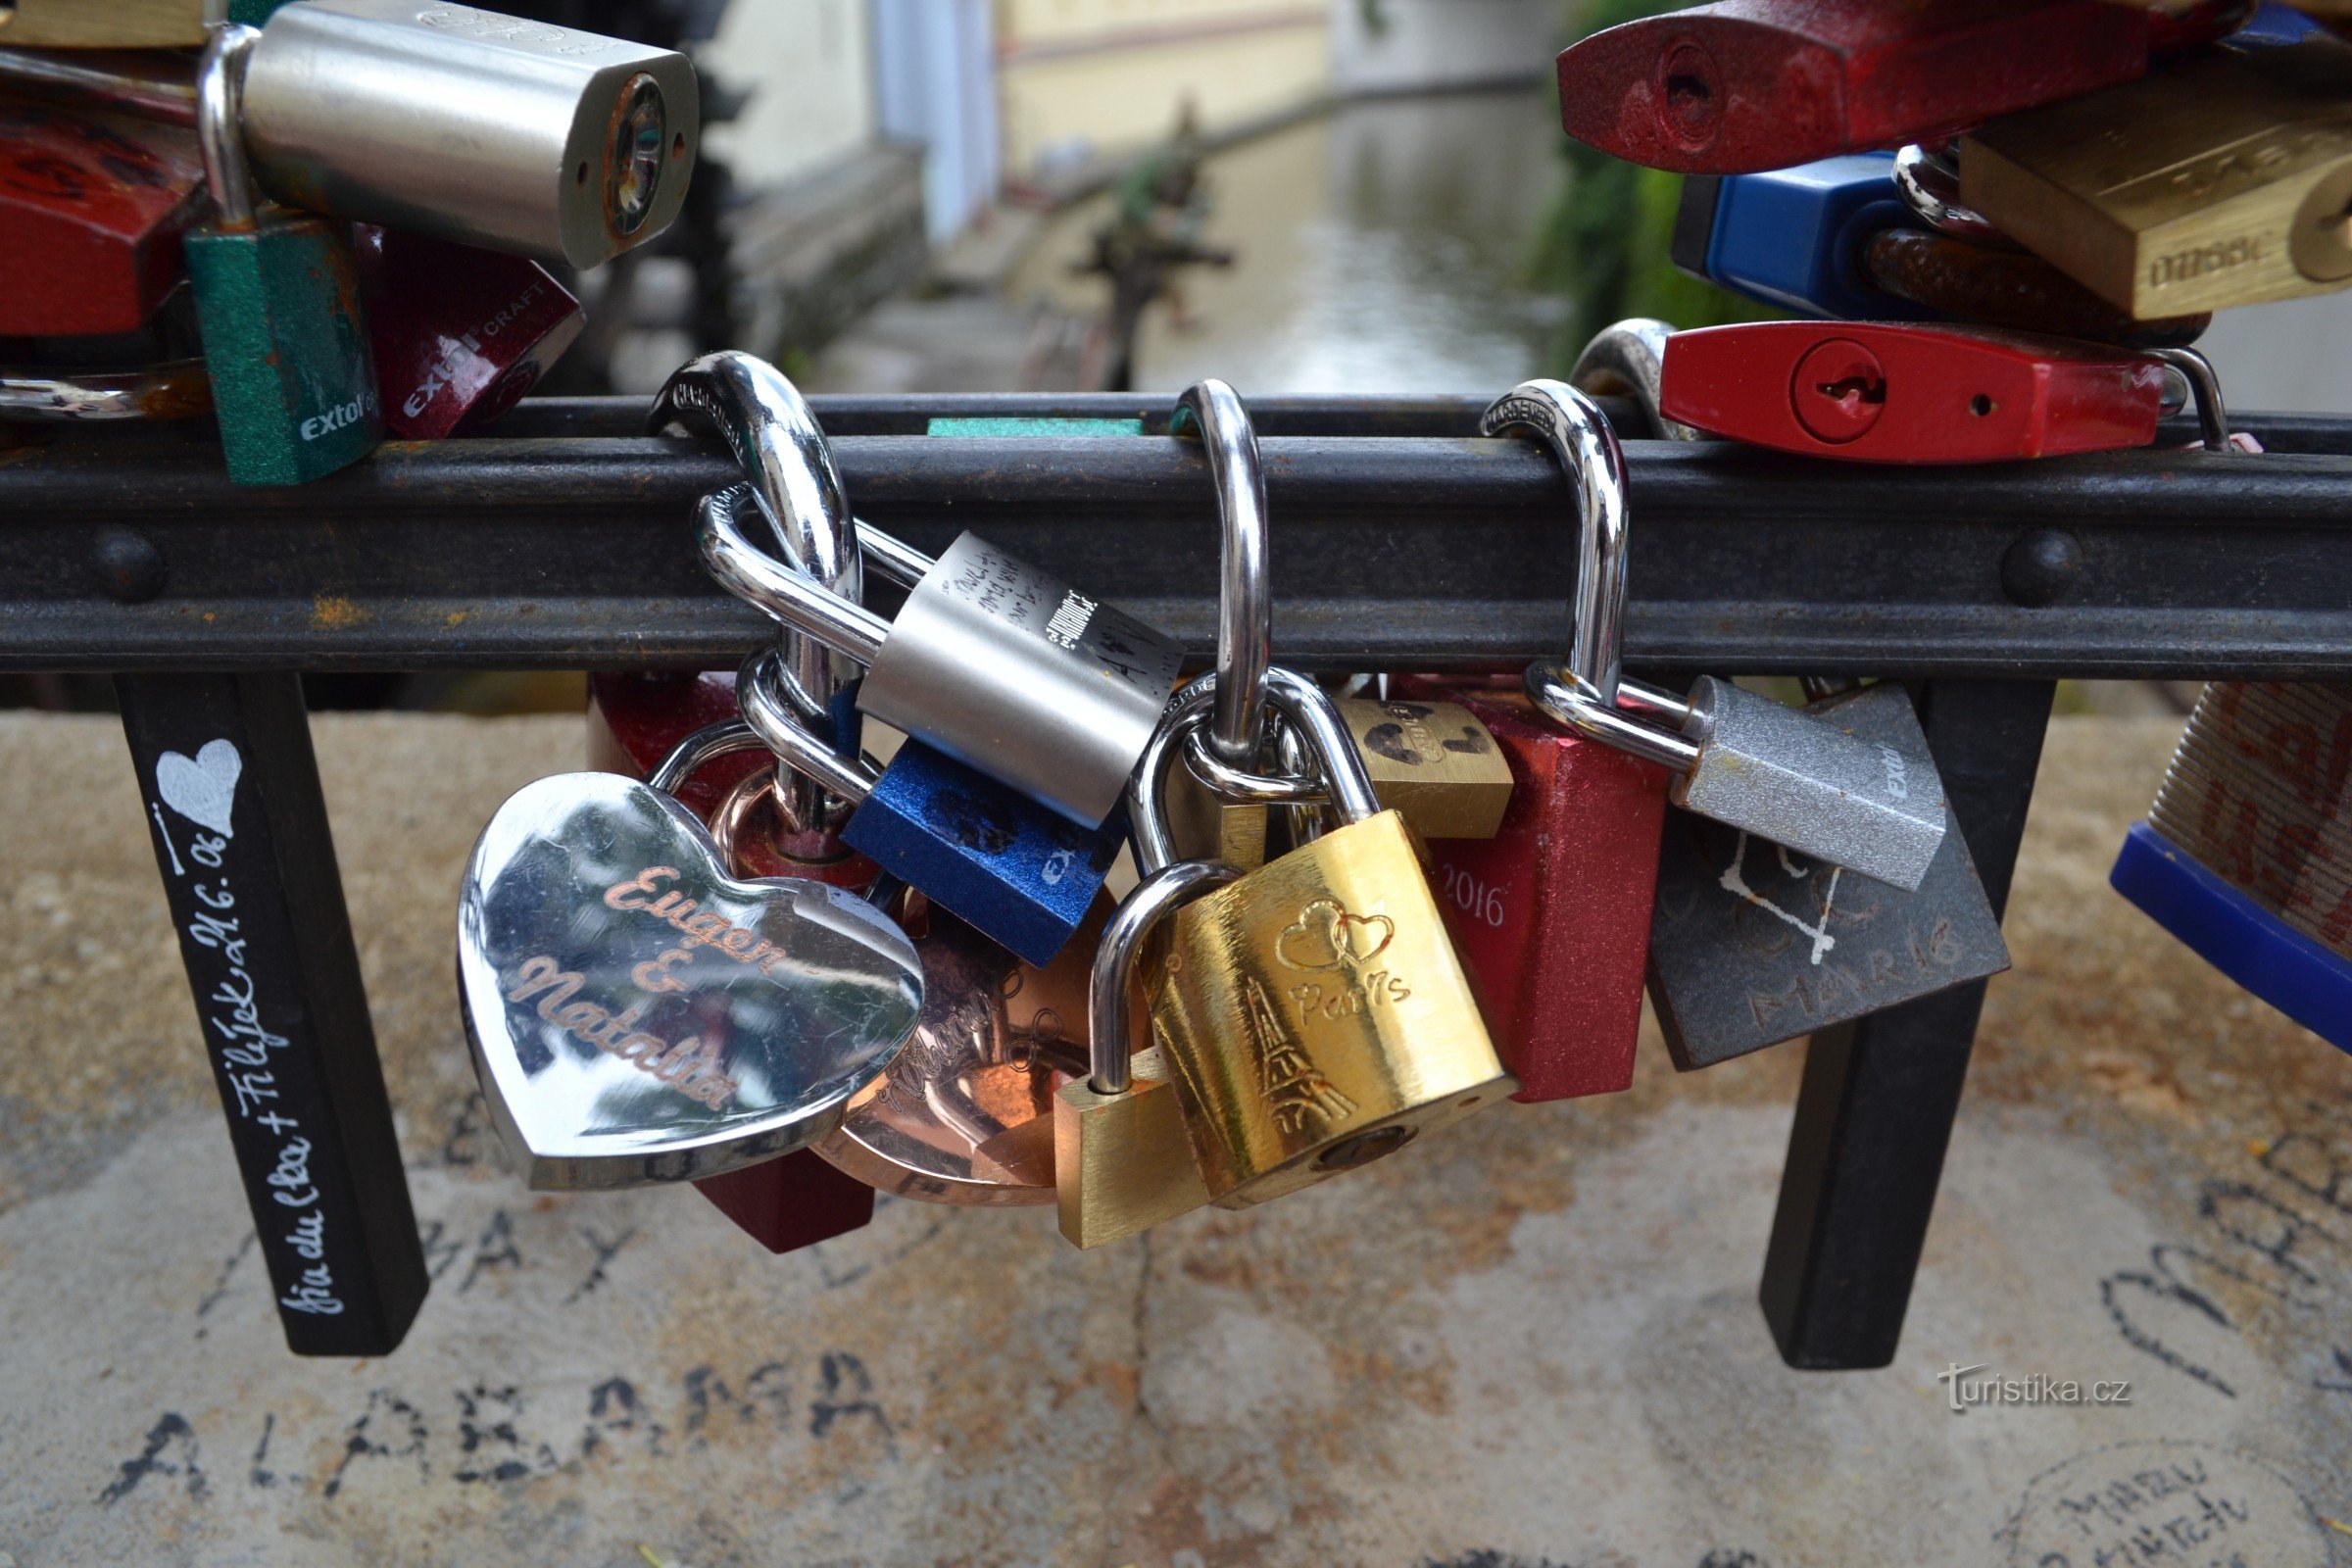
[646, 716, 767, 797]
[700, 486, 891, 668]
[1525, 662, 1701, 775]
[196, 24, 261, 233]
[1570, 320, 1702, 443]
[1479, 380, 1631, 710]
[1891, 144, 2009, 247]
[736, 646, 877, 807]
[1089, 859, 1242, 1096]
[854, 521, 935, 590]
[657, 355, 864, 717]
[1171, 378, 1272, 768]
[2149, 347, 2234, 454]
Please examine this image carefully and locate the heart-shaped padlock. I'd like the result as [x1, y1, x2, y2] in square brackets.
[458, 770, 924, 1190]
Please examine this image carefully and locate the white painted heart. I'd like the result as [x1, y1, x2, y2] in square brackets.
[457, 772, 924, 1191]
[156, 738, 242, 840]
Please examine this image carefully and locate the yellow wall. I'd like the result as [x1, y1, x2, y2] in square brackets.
[995, 1, 1330, 175]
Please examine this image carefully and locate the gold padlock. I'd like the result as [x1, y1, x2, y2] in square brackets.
[1961, 40, 2352, 318]
[0, 0, 215, 48]
[1139, 668, 1516, 1209]
[1336, 695, 1514, 840]
[1053, 859, 1229, 1250]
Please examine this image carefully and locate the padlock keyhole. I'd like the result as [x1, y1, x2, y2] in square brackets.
[1659, 41, 1721, 148]
[1815, 374, 1886, 409]
[1789, 338, 1889, 444]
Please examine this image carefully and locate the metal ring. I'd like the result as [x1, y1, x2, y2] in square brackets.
[1480, 380, 1632, 709]
[1088, 859, 1243, 1096]
[734, 645, 875, 808]
[646, 715, 765, 796]
[1891, 144, 2008, 247]
[1172, 378, 1272, 766]
[1568, 319, 1703, 443]
[1178, 723, 1325, 806]
[708, 763, 780, 874]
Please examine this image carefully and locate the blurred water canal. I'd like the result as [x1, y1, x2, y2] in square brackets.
[1009, 89, 1570, 396]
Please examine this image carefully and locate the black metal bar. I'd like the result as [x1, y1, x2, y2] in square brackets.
[1758, 677, 2055, 1370]
[118, 673, 427, 1355]
[10, 421, 2352, 675]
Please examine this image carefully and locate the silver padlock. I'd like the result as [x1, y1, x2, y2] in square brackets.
[708, 509, 1185, 831]
[240, 0, 699, 267]
[1486, 378, 1947, 891]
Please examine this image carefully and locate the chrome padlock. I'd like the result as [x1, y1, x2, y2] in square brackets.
[239, 0, 699, 266]
[730, 623, 1122, 969]
[1134, 669, 1515, 1209]
[1646, 681, 2012, 1068]
[708, 474, 1186, 832]
[1485, 379, 1946, 890]
[456, 717, 924, 1191]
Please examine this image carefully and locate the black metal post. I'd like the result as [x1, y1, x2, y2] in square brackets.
[118, 673, 426, 1356]
[1759, 677, 2057, 1370]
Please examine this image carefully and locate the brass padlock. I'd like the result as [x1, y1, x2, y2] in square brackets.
[1053, 858, 1229, 1250]
[1961, 40, 2352, 318]
[1137, 668, 1515, 1209]
[1336, 695, 1514, 840]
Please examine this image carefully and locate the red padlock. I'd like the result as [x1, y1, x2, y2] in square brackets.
[1394, 676, 1669, 1102]
[0, 96, 204, 337]
[591, 670, 886, 1252]
[1658, 320, 2170, 463]
[354, 225, 582, 439]
[1556, 0, 2206, 175]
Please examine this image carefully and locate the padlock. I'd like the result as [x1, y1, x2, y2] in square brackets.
[456, 717, 925, 1191]
[1673, 148, 2212, 346]
[354, 223, 582, 438]
[0, 95, 204, 337]
[1132, 666, 1514, 1209]
[1486, 378, 1946, 890]
[2115, 682, 2352, 1053]
[729, 624, 1122, 968]
[180, 24, 380, 486]
[1054, 857, 1229, 1250]
[586, 673, 883, 1251]
[0, 0, 218, 48]
[815, 873, 1129, 1208]
[705, 469, 1186, 831]
[1961, 40, 2352, 318]
[1163, 378, 1284, 870]
[1555, 0, 2193, 176]
[1332, 696, 1514, 840]
[1646, 681, 2012, 1069]
[0, 358, 212, 421]
[1658, 321, 2174, 464]
[236, 0, 697, 266]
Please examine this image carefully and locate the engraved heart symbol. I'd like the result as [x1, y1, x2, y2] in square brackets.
[1275, 897, 1396, 972]
[155, 738, 242, 839]
[458, 772, 924, 1190]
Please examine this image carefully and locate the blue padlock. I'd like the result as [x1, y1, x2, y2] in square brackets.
[1671, 152, 1937, 322]
[2226, 2, 2327, 50]
[737, 646, 1121, 967]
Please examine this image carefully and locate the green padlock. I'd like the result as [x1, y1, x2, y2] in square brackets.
[183, 23, 380, 487]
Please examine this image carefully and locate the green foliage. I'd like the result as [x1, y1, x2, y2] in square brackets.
[1529, 0, 1774, 372]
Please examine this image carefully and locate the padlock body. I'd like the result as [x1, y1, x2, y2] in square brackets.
[0, 0, 213, 46]
[1398, 680, 1669, 1103]
[1145, 809, 1513, 1207]
[1557, 0, 2154, 174]
[1659, 320, 2165, 463]
[840, 738, 1123, 968]
[1962, 42, 2352, 317]
[1336, 696, 1516, 840]
[1647, 682, 2010, 1069]
[1055, 1045, 1211, 1249]
[0, 100, 204, 337]
[691, 1150, 875, 1254]
[1676, 675, 1947, 890]
[1675, 153, 1933, 321]
[241, 0, 701, 268]
[358, 225, 583, 439]
[1859, 227, 2212, 350]
[185, 214, 382, 486]
[858, 532, 1185, 829]
[1164, 749, 1271, 870]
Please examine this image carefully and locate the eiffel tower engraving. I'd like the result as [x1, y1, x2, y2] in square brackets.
[1242, 975, 1355, 1136]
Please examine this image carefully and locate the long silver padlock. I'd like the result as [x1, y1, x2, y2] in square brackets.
[1487, 378, 1946, 891]
[708, 505, 1185, 831]
[239, 0, 699, 267]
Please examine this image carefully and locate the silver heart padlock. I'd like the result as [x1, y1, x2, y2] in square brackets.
[458, 735, 924, 1191]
